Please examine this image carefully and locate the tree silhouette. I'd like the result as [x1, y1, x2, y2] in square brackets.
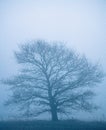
[3, 40, 103, 121]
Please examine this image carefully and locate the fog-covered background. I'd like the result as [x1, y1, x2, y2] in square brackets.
[0, 0, 106, 120]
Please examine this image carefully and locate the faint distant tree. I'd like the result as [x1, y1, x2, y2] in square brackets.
[3, 40, 103, 121]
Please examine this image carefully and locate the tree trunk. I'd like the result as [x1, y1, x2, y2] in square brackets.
[47, 82, 58, 121]
[50, 103, 58, 121]
[51, 107, 58, 121]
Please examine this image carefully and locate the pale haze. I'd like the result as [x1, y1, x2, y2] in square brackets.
[0, 0, 106, 120]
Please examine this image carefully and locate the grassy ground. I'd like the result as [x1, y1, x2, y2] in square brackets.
[0, 119, 106, 130]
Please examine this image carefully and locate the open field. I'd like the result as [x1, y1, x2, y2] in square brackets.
[0, 120, 106, 130]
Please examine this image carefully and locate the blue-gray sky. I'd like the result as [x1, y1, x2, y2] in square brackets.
[0, 0, 106, 120]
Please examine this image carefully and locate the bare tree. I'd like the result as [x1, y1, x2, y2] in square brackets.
[3, 40, 103, 121]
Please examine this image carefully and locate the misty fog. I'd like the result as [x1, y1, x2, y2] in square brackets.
[0, 0, 106, 121]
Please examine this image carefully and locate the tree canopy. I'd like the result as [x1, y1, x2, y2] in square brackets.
[3, 40, 103, 121]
